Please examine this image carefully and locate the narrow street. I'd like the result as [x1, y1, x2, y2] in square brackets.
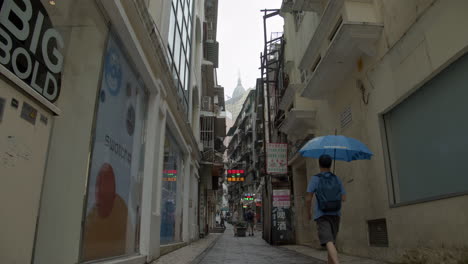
[197, 225, 323, 264]
[2, 0, 468, 263]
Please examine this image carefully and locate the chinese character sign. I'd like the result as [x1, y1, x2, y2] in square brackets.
[227, 169, 245, 182]
[266, 143, 288, 174]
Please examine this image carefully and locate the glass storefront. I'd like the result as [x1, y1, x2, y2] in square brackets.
[160, 132, 184, 244]
[81, 32, 147, 262]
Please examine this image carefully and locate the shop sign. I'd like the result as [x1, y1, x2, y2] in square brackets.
[266, 143, 288, 174]
[227, 169, 245, 182]
[272, 189, 290, 208]
[227, 177, 244, 182]
[243, 193, 255, 201]
[0, 0, 64, 102]
[163, 169, 177, 181]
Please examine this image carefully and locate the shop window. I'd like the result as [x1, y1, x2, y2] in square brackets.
[160, 132, 184, 244]
[81, 32, 148, 262]
[384, 52, 468, 205]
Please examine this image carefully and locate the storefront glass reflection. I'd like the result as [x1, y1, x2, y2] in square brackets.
[81, 32, 147, 262]
[160, 132, 184, 244]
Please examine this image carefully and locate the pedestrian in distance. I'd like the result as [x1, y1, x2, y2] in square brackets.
[232, 209, 239, 236]
[220, 215, 225, 228]
[306, 154, 346, 264]
[245, 208, 255, 236]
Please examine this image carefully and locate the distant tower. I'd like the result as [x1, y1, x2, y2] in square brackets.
[232, 72, 245, 100]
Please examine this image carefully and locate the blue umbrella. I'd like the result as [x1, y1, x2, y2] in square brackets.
[299, 135, 373, 162]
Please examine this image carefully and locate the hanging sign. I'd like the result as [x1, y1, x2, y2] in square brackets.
[243, 193, 255, 201]
[163, 170, 177, 181]
[227, 169, 245, 182]
[266, 143, 288, 174]
[0, 0, 64, 103]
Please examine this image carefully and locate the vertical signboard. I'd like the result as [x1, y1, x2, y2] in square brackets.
[81, 33, 147, 261]
[272, 189, 294, 245]
[266, 143, 288, 174]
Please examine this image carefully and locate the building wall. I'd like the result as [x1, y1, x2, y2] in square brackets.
[0, 80, 54, 264]
[287, 0, 468, 262]
[33, 1, 108, 262]
[1, 0, 206, 263]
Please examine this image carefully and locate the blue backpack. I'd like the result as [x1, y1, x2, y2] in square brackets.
[316, 173, 342, 212]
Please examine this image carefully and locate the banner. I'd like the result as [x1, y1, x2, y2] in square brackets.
[266, 143, 288, 174]
[81, 33, 146, 261]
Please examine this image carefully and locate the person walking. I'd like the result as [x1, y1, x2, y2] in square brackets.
[306, 155, 346, 264]
[245, 208, 255, 236]
[220, 215, 225, 228]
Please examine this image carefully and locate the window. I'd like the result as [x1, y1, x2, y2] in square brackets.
[384, 52, 468, 205]
[167, 0, 194, 115]
[81, 32, 148, 262]
[160, 131, 184, 244]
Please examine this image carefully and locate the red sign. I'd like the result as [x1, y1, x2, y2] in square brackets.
[227, 169, 244, 174]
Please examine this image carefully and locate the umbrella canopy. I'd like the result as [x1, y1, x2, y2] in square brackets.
[299, 135, 373, 162]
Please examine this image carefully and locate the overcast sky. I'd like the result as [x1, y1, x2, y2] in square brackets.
[217, 0, 284, 98]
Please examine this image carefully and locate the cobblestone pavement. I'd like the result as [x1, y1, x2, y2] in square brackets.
[282, 245, 388, 264]
[197, 225, 324, 264]
[151, 233, 222, 264]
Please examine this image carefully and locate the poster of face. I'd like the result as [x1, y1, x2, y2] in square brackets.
[81, 32, 147, 261]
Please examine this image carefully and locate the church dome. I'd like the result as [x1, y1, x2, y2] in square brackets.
[232, 77, 245, 100]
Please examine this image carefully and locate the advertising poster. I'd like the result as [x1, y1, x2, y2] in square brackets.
[266, 143, 288, 174]
[81, 33, 146, 261]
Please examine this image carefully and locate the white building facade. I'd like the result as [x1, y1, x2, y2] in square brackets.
[0, 0, 213, 263]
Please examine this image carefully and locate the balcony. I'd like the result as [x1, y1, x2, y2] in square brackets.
[279, 109, 317, 139]
[279, 84, 301, 110]
[298, 0, 383, 99]
[281, 0, 326, 13]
